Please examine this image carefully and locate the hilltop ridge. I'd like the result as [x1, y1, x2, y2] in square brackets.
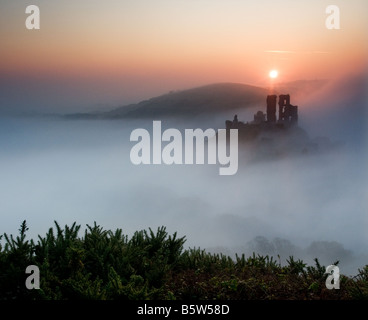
[66, 80, 327, 120]
[92, 83, 267, 119]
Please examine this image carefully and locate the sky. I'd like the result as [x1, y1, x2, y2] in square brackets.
[0, 0, 368, 113]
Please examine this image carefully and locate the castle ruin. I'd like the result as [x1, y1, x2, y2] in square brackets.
[266, 94, 298, 124]
[226, 94, 299, 140]
[277, 94, 298, 124]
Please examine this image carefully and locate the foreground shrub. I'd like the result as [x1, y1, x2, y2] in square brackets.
[0, 221, 366, 300]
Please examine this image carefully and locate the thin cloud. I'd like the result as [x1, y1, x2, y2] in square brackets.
[265, 50, 331, 54]
[264, 50, 297, 54]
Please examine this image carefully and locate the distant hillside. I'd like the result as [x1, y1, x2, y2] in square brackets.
[65, 80, 328, 120]
[105, 83, 268, 119]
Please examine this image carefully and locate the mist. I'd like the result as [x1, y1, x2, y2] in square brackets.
[300, 71, 368, 148]
[0, 73, 367, 276]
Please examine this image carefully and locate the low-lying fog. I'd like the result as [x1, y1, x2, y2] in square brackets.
[0, 74, 367, 276]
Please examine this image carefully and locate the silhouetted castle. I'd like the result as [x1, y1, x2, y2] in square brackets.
[224, 93, 340, 157]
[226, 94, 299, 140]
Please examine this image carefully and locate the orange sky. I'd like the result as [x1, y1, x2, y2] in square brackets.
[1, 0, 367, 112]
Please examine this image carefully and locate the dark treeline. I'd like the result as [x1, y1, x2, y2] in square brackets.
[0, 221, 367, 300]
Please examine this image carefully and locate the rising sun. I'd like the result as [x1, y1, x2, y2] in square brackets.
[269, 70, 278, 79]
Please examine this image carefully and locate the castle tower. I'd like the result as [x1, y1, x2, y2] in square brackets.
[278, 94, 298, 124]
[266, 95, 277, 122]
[278, 94, 290, 121]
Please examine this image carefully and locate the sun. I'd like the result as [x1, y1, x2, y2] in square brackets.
[269, 70, 278, 79]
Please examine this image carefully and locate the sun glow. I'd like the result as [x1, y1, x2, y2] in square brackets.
[269, 70, 278, 79]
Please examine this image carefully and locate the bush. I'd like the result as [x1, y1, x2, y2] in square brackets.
[0, 221, 366, 300]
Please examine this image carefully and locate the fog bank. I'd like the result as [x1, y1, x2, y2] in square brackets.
[0, 109, 366, 275]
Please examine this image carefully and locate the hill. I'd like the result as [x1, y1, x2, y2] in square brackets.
[104, 83, 268, 119]
[66, 83, 269, 120]
[65, 80, 328, 120]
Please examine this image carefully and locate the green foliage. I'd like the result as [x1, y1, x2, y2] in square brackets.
[349, 265, 368, 299]
[0, 221, 186, 300]
[0, 220, 367, 300]
[285, 256, 307, 275]
[0, 220, 37, 299]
